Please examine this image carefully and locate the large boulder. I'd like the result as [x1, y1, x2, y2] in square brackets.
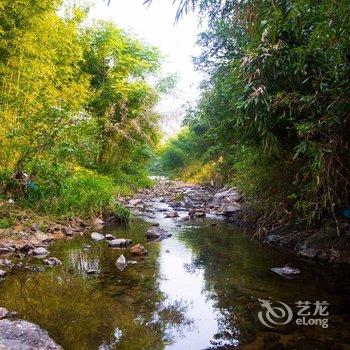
[212, 188, 242, 206]
[226, 205, 260, 228]
[0, 319, 62, 349]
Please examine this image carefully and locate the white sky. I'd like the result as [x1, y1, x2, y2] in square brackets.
[90, 0, 204, 137]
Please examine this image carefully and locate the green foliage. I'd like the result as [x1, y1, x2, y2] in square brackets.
[0, 218, 14, 229]
[81, 21, 161, 175]
[114, 203, 131, 222]
[49, 170, 115, 217]
[162, 0, 350, 226]
[160, 147, 186, 171]
[0, 1, 169, 218]
[156, 128, 197, 175]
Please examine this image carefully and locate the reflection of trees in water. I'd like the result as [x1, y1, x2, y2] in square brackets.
[178, 228, 276, 347]
[69, 250, 100, 274]
[0, 239, 193, 350]
[154, 299, 194, 344]
[179, 227, 350, 349]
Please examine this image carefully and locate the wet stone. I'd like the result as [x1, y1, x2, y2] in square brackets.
[0, 319, 62, 349]
[146, 226, 171, 240]
[108, 239, 132, 248]
[297, 248, 319, 259]
[271, 267, 300, 278]
[165, 211, 179, 218]
[91, 232, 105, 242]
[105, 234, 116, 241]
[130, 244, 148, 257]
[0, 307, 9, 320]
[43, 257, 62, 266]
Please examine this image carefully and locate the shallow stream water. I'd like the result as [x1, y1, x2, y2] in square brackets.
[0, 203, 349, 349]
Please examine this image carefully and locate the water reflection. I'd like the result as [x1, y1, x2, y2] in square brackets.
[0, 217, 349, 349]
[69, 249, 100, 275]
[178, 222, 350, 349]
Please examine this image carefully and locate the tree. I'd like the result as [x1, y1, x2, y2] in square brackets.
[0, 0, 89, 170]
[81, 21, 161, 175]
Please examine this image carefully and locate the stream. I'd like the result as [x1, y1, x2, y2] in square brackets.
[0, 184, 349, 349]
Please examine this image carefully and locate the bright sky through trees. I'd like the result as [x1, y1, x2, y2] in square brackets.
[91, 0, 204, 136]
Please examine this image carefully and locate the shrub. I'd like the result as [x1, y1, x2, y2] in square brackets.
[0, 217, 14, 229]
[49, 169, 116, 217]
[114, 203, 131, 222]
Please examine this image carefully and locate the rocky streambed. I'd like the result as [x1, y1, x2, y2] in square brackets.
[120, 178, 350, 265]
[0, 178, 349, 349]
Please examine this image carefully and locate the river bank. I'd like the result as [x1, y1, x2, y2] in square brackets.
[1, 178, 349, 277]
[122, 178, 350, 265]
[0, 178, 349, 349]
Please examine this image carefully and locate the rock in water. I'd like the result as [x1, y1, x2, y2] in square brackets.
[297, 248, 319, 259]
[194, 211, 206, 218]
[105, 234, 116, 241]
[115, 254, 127, 271]
[90, 232, 105, 242]
[43, 257, 62, 266]
[0, 319, 62, 349]
[130, 244, 148, 256]
[108, 239, 132, 248]
[271, 267, 300, 279]
[165, 211, 179, 218]
[146, 226, 171, 240]
[0, 307, 9, 320]
[222, 206, 239, 217]
[265, 235, 281, 245]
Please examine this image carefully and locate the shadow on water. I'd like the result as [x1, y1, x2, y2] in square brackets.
[0, 216, 349, 349]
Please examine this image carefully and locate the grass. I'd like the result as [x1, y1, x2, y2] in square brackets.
[0, 164, 140, 222]
[0, 217, 14, 229]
